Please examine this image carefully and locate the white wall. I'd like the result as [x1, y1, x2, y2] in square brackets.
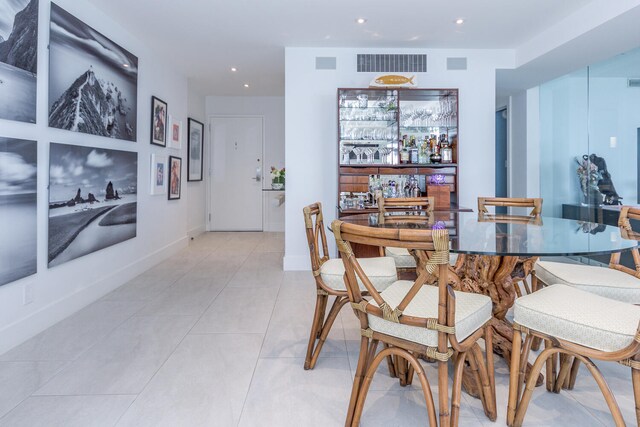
[283, 47, 514, 270]
[205, 96, 285, 232]
[0, 0, 191, 354]
[187, 81, 207, 237]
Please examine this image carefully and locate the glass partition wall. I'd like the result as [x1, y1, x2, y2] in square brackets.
[540, 48, 640, 217]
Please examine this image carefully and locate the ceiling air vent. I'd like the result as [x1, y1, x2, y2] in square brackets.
[628, 78, 640, 88]
[315, 57, 336, 70]
[447, 57, 467, 71]
[357, 54, 427, 73]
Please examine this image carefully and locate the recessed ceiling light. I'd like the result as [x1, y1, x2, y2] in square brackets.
[455, 18, 464, 25]
[356, 18, 367, 24]
[122, 63, 129, 67]
[231, 67, 237, 72]
[244, 84, 249, 88]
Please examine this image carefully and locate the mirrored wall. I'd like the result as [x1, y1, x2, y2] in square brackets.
[540, 47, 640, 218]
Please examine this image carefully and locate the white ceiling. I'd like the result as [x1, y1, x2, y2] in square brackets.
[87, 0, 595, 96]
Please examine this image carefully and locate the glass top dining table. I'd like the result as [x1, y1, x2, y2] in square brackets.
[339, 211, 638, 258]
[338, 210, 638, 397]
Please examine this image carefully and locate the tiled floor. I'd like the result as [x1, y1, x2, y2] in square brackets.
[0, 232, 635, 426]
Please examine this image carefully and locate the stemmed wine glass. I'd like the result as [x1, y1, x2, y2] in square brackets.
[364, 147, 377, 164]
[340, 145, 352, 164]
[352, 146, 365, 164]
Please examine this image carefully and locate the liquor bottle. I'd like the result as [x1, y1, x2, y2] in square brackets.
[399, 138, 410, 164]
[429, 134, 442, 164]
[441, 135, 453, 163]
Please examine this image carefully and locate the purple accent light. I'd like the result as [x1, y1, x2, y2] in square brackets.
[429, 174, 446, 185]
[432, 221, 446, 230]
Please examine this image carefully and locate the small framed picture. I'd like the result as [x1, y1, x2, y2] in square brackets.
[187, 118, 204, 181]
[150, 96, 167, 147]
[168, 116, 182, 149]
[150, 153, 166, 195]
[168, 156, 182, 200]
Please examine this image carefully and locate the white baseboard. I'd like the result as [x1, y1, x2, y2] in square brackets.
[283, 254, 311, 271]
[0, 236, 189, 355]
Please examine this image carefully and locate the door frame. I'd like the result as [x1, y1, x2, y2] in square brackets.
[206, 115, 266, 232]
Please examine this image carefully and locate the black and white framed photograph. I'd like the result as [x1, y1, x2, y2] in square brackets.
[48, 3, 138, 141]
[0, 137, 37, 286]
[48, 142, 138, 267]
[187, 118, 204, 181]
[0, 0, 38, 123]
[151, 96, 167, 147]
[168, 155, 181, 200]
[150, 153, 166, 195]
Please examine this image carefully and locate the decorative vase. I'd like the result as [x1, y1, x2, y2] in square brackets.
[271, 178, 285, 190]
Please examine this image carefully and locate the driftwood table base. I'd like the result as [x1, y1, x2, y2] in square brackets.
[412, 251, 543, 398]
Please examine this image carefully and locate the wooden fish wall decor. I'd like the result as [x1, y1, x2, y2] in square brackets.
[369, 73, 418, 88]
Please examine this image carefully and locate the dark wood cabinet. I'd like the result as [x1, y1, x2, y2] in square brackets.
[337, 88, 459, 217]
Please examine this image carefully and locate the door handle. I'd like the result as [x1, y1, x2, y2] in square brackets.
[251, 167, 261, 181]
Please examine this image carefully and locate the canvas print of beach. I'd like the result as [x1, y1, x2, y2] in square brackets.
[48, 3, 137, 141]
[0, 0, 38, 123]
[0, 137, 37, 286]
[48, 142, 137, 267]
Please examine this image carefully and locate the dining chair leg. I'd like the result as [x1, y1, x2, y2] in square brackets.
[567, 357, 581, 390]
[507, 328, 522, 426]
[467, 346, 487, 412]
[450, 351, 468, 427]
[514, 347, 559, 427]
[438, 358, 450, 427]
[304, 293, 327, 370]
[555, 353, 573, 393]
[485, 326, 496, 415]
[471, 343, 497, 421]
[306, 295, 348, 370]
[579, 356, 624, 426]
[632, 359, 640, 426]
[345, 336, 371, 427]
[518, 334, 533, 399]
[382, 343, 397, 378]
[545, 339, 556, 392]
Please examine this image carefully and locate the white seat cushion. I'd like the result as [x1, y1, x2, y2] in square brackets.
[366, 280, 492, 347]
[385, 247, 459, 269]
[385, 247, 417, 268]
[535, 260, 640, 304]
[320, 257, 397, 292]
[514, 284, 640, 352]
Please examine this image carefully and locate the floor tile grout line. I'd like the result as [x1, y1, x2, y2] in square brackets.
[111, 235, 243, 426]
[236, 256, 285, 426]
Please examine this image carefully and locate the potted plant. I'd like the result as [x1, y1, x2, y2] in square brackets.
[270, 166, 285, 190]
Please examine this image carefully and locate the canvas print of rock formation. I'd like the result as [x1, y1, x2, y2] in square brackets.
[0, 0, 38, 123]
[48, 142, 137, 267]
[48, 3, 137, 141]
[0, 136, 37, 286]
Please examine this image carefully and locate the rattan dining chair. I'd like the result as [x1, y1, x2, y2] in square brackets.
[531, 206, 640, 386]
[375, 195, 435, 271]
[506, 283, 640, 427]
[331, 219, 496, 427]
[302, 202, 397, 370]
[478, 197, 543, 297]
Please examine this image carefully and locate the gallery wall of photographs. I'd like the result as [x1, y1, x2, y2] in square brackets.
[0, 1, 203, 288]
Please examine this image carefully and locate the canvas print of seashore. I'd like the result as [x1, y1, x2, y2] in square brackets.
[48, 3, 137, 141]
[0, 0, 38, 123]
[0, 137, 37, 286]
[48, 143, 137, 267]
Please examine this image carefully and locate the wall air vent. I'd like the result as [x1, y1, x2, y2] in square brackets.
[357, 54, 427, 73]
[628, 78, 640, 88]
[315, 57, 336, 70]
[447, 57, 467, 71]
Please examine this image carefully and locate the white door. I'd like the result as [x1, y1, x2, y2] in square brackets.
[210, 117, 263, 231]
